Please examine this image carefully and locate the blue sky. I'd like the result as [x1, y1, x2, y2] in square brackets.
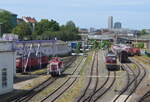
[1, 0, 150, 29]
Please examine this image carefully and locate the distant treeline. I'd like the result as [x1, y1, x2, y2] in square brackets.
[0, 11, 81, 41]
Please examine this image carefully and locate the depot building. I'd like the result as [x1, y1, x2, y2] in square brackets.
[0, 41, 16, 95]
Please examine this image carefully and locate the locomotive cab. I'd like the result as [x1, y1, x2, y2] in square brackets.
[105, 52, 117, 70]
[47, 57, 64, 76]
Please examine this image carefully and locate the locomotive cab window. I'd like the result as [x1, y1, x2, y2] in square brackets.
[2, 68, 7, 88]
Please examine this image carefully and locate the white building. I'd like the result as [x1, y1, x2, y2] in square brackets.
[108, 16, 113, 29]
[0, 41, 16, 95]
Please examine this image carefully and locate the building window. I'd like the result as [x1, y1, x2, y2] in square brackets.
[2, 68, 7, 88]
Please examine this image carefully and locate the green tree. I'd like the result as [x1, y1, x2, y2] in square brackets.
[12, 22, 32, 40]
[59, 21, 80, 41]
[33, 19, 80, 41]
[140, 29, 147, 35]
[137, 42, 144, 48]
[61, 21, 78, 33]
[0, 11, 13, 34]
[34, 19, 59, 35]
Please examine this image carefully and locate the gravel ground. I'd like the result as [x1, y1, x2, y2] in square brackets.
[0, 75, 50, 102]
[129, 56, 150, 102]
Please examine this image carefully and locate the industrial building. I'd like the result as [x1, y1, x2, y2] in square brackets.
[15, 40, 71, 57]
[0, 41, 16, 95]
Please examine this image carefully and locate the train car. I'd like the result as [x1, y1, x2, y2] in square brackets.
[118, 51, 128, 63]
[105, 52, 117, 70]
[16, 54, 37, 69]
[121, 45, 141, 56]
[16, 53, 49, 72]
[112, 44, 132, 55]
[122, 45, 134, 56]
[47, 57, 64, 76]
[112, 44, 129, 63]
[132, 48, 140, 56]
[41, 56, 49, 66]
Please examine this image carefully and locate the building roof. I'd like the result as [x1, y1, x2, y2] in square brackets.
[17, 18, 24, 22]
[0, 41, 14, 52]
[0, 9, 17, 16]
[22, 16, 37, 23]
[88, 35, 114, 40]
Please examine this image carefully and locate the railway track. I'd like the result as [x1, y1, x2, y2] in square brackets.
[77, 52, 98, 102]
[131, 56, 150, 102]
[81, 51, 104, 102]
[87, 50, 116, 102]
[92, 72, 116, 102]
[88, 51, 116, 102]
[10, 56, 77, 102]
[40, 56, 87, 102]
[88, 52, 99, 102]
[112, 64, 137, 102]
[139, 90, 150, 102]
[112, 58, 146, 102]
[127, 59, 146, 102]
[77, 51, 98, 102]
[77, 51, 116, 102]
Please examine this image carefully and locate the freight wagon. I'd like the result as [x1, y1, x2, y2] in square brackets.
[16, 53, 49, 72]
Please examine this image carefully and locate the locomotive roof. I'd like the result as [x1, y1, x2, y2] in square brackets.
[106, 53, 116, 57]
[15, 40, 66, 44]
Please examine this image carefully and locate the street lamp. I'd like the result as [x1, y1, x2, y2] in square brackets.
[0, 22, 3, 37]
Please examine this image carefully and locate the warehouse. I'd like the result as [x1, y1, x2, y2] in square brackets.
[15, 40, 71, 56]
[0, 41, 16, 95]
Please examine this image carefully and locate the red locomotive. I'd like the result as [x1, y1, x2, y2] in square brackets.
[105, 52, 117, 70]
[47, 57, 64, 76]
[132, 48, 140, 56]
[16, 53, 49, 72]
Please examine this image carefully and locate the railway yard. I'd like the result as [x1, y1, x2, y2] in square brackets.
[0, 49, 150, 102]
[1, 3, 150, 102]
